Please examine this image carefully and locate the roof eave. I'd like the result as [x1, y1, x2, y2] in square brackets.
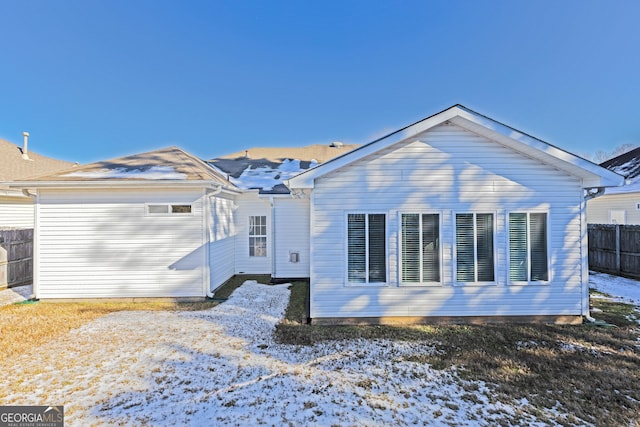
[7, 179, 241, 192]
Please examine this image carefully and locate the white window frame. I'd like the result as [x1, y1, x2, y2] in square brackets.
[146, 203, 193, 216]
[345, 212, 388, 286]
[398, 211, 443, 286]
[249, 215, 268, 257]
[453, 211, 496, 286]
[507, 211, 551, 285]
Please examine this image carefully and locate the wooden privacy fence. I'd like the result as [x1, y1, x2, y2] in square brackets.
[588, 224, 640, 279]
[0, 228, 33, 288]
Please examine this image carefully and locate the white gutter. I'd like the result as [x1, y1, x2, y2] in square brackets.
[6, 180, 240, 190]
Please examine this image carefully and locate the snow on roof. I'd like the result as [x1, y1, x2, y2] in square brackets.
[600, 147, 640, 194]
[228, 159, 317, 191]
[62, 165, 187, 180]
[209, 143, 359, 193]
[18, 146, 231, 186]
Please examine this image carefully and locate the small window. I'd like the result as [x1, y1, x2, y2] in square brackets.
[249, 216, 267, 257]
[636, 202, 640, 211]
[148, 205, 169, 214]
[171, 205, 192, 214]
[147, 204, 192, 215]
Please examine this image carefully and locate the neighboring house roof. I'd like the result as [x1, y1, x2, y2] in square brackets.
[288, 104, 623, 190]
[208, 143, 360, 194]
[10, 146, 235, 189]
[599, 146, 640, 195]
[0, 138, 75, 182]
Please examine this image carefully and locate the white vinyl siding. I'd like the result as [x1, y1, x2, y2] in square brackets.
[347, 213, 386, 284]
[509, 212, 548, 283]
[400, 213, 440, 284]
[455, 213, 495, 283]
[209, 195, 236, 292]
[249, 215, 267, 257]
[308, 123, 585, 319]
[273, 198, 310, 278]
[587, 194, 640, 225]
[35, 188, 207, 299]
[0, 197, 34, 228]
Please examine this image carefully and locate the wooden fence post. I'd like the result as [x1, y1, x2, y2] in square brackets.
[615, 224, 621, 275]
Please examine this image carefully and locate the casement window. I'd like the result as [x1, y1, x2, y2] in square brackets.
[401, 213, 440, 283]
[509, 213, 548, 282]
[147, 204, 192, 215]
[249, 215, 267, 257]
[455, 213, 495, 283]
[347, 213, 386, 284]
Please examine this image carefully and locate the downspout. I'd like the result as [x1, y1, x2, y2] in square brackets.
[270, 196, 276, 279]
[205, 185, 223, 298]
[582, 187, 603, 323]
[21, 188, 38, 299]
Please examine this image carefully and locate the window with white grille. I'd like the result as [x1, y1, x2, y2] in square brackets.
[249, 216, 267, 257]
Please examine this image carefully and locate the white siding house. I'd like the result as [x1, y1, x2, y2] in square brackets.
[0, 136, 75, 229]
[289, 105, 622, 324]
[7, 105, 623, 324]
[0, 195, 34, 228]
[587, 147, 640, 224]
[35, 188, 209, 298]
[11, 147, 240, 300]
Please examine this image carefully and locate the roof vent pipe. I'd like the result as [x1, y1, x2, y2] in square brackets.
[22, 131, 30, 160]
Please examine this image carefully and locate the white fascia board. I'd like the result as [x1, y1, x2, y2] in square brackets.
[449, 113, 624, 188]
[6, 180, 231, 191]
[288, 107, 460, 189]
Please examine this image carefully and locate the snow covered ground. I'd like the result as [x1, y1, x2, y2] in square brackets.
[589, 270, 640, 306]
[2, 276, 639, 426]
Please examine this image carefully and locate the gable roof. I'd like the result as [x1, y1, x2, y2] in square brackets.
[209, 143, 360, 194]
[598, 146, 640, 195]
[288, 105, 624, 190]
[0, 137, 75, 182]
[10, 146, 235, 190]
[600, 147, 640, 180]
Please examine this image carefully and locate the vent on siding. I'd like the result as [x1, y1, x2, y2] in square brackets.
[289, 252, 300, 263]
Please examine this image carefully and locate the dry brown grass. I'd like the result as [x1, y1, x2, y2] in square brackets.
[0, 300, 218, 361]
[0, 274, 274, 362]
[275, 293, 640, 427]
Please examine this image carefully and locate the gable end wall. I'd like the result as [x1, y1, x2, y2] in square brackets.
[309, 123, 585, 319]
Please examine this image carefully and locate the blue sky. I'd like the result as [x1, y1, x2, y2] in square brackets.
[0, 0, 638, 164]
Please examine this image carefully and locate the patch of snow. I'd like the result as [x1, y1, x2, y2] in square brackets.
[63, 166, 187, 180]
[0, 284, 32, 306]
[0, 281, 587, 426]
[589, 271, 640, 306]
[230, 158, 317, 190]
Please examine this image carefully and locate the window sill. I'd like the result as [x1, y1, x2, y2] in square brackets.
[399, 282, 444, 287]
[453, 282, 497, 287]
[508, 281, 551, 286]
[345, 282, 389, 287]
